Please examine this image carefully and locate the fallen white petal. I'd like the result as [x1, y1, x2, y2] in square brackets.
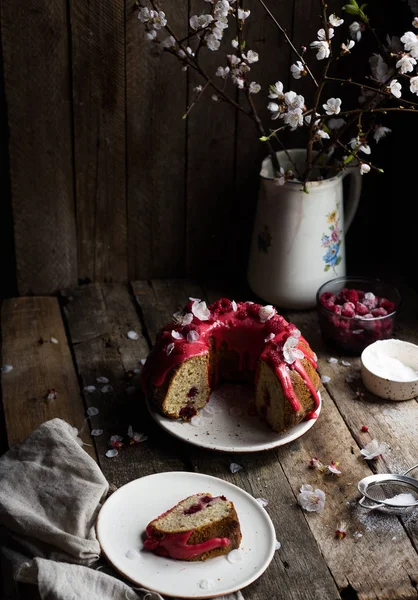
[199, 579, 216, 590]
[105, 449, 118, 458]
[190, 416, 202, 427]
[96, 376, 109, 384]
[341, 360, 351, 366]
[1, 365, 13, 373]
[50, 337, 59, 344]
[321, 375, 331, 383]
[275, 540, 281, 550]
[132, 432, 148, 443]
[84, 385, 96, 393]
[256, 498, 269, 508]
[91, 429, 103, 437]
[127, 330, 139, 340]
[87, 407, 99, 417]
[140, 358, 147, 365]
[101, 385, 113, 393]
[230, 462, 242, 473]
[110, 434, 123, 444]
[227, 549, 243, 563]
[327, 357, 338, 364]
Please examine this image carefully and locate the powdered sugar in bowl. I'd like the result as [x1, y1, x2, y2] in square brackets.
[316, 277, 401, 355]
[361, 339, 418, 400]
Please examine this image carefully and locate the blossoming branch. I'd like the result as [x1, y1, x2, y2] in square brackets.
[136, 0, 418, 186]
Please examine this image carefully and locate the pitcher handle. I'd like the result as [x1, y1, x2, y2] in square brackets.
[342, 167, 362, 234]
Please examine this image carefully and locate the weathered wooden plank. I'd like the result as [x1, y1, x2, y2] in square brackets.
[70, 0, 127, 283]
[0, 297, 94, 459]
[62, 283, 188, 489]
[234, 0, 293, 276]
[135, 279, 341, 600]
[1, 1, 77, 295]
[126, 1, 187, 279]
[186, 1, 236, 277]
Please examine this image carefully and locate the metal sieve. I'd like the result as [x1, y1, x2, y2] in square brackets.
[357, 463, 418, 514]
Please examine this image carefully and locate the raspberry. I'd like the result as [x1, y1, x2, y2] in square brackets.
[357, 290, 365, 300]
[322, 301, 335, 311]
[363, 292, 377, 309]
[341, 302, 355, 317]
[371, 307, 387, 317]
[330, 305, 342, 314]
[379, 299, 395, 313]
[320, 292, 336, 306]
[265, 317, 286, 334]
[361, 425, 369, 432]
[336, 288, 349, 304]
[213, 298, 233, 314]
[236, 309, 248, 320]
[360, 313, 374, 319]
[247, 303, 262, 318]
[355, 302, 369, 316]
[339, 319, 350, 330]
[345, 289, 359, 304]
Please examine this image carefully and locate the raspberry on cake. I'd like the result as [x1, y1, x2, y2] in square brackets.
[143, 493, 242, 561]
[141, 297, 321, 433]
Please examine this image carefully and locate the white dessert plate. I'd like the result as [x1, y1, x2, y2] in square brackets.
[96, 471, 276, 599]
[146, 383, 321, 453]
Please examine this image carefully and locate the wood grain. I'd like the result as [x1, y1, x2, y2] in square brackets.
[1, 0, 77, 294]
[135, 279, 341, 600]
[126, 0, 187, 279]
[0, 297, 95, 458]
[186, 1, 236, 277]
[70, 0, 127, 283]
[62, 283, 188, 489]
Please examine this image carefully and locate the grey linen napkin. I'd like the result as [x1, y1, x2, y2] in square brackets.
[0, 418, 244, 600]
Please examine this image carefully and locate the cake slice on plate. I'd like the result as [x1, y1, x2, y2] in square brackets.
[143, 493, 242, 561]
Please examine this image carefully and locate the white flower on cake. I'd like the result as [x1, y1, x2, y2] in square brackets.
[192, 299, 210, 320]
[173, 311, 193, 326]
[283, 336, 304, 364]
[171, 330, 183, 340]
[231, 300, 237, 311]
[187, 330, 200, 343]
[259, 305, 276, 323]
[264, 333, 275, 343]
[329, 14, 344, 27]
[166, 342, 175, 355]
[360, 439, 389, 460]
[298, 484, 326, 512]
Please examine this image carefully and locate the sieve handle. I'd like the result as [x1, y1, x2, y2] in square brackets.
[403, 463, 418, 476]
[358, 496, 384, 511]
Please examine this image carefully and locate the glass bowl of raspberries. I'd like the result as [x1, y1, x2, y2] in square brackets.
[316, 277, 401, 355]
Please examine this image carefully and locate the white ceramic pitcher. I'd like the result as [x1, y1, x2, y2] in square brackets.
[247, 149, 362, 309]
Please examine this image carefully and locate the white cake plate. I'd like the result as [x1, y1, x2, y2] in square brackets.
[146, 383, 321, 453]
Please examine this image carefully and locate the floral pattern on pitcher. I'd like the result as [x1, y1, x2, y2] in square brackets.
[321, 205, 342, 272]
[258, 225, 272, 254]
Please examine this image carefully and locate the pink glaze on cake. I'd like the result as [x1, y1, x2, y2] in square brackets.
[143, 529, 230, 560]
[141, 298, 320, 419]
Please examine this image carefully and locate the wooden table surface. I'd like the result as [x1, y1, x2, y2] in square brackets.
[1, 280, 418, 600]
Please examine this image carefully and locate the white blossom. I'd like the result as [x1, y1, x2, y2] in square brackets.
[341, 40, 355, 53]
[283, 109, 304, 130]
[323, 97, 342, 115]
[373, 126, 391, 143]
[349, 21, 362, 42]
[194, 85, 203, 93]
[267, 101, 281, 120]
[192, 300, 210, 321]
[187, 330, 200, 343]
[211, 94, 219, 101]
[369, 54, 390, 83]
[173, 311, 193, 326]
[396, 55, 417, 74]
[349, 137, 371, 154]
[316, 129, 330, 139]
[232, 75, 245, 88]
[298, 484, 326, 512]
[231, 300, 237, 311]
[389, 79, 402, 98]
[171, 330, 183, 340]
[310, 40, 330, 60]
[410, 76, 418, 95]
[360, 439, 389, 460]
[186, 46, 194, 56]
[231, 38, 239, 48]
[153, 11, 167, 29]
[145, 30, 157, 41]
[360, 163, 371, 175]
[413, 17, 418, 28]
[317, 27, 334, 41]
[160, 35, 176, 49]
[216, 65, 230, 78]
[249, 81, 261, 94]
[268, 81, 284, 100]
[205, 34, 220, 51]
[244, 50, 259, 63]
[290, 61, 305, 79]
[214, 0, 231, 18]
[273, 167, 286, 186]
[189, 14, 213, 30]
[227, 54, 241, 66]
[400, 31, 418, 52]
[304, 113, 320, 126]
[259, 305, 276, 323]
[238, 8, 250, 20]
[328, 117, 345, 130]
[329, 14, 344, 27]
[138, 7, 152, 22]
[284, 91, 305, 110]
[283, 336, 304, 364]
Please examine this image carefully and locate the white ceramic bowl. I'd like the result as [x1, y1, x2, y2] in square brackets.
[361, 339, 418, 400]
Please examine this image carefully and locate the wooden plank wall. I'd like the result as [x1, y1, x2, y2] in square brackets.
[0, 0, 330, 295]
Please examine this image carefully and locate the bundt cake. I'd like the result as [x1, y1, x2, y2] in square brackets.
[143, 492, 241, 561]
[141, 298, 321, 433]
